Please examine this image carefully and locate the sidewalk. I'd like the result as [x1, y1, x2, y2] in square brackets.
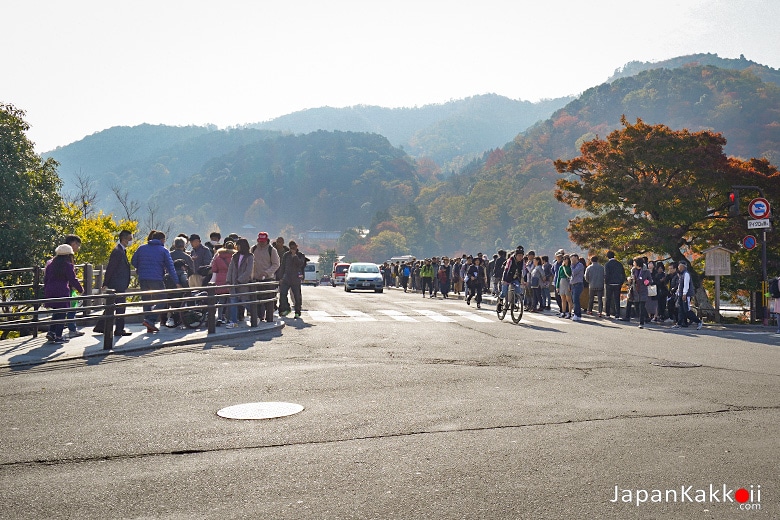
[0, 319, 284, 371]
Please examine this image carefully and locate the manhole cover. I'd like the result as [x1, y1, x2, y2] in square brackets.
[651, 361, 702, 368]
[217, 402, 304, 420]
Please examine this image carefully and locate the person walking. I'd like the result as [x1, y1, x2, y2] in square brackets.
[420, 259, 435, 298]
[95, 230, 133, 337]
[556, 255, 573, 319]
[210, 240, 235, 325]
[438, 260, 451, 299]
[529, 257, 545, 312]
[551, 249, 565, 314]
[569, 253, 585, 321]
[673, 262, 703, 330]
[61, 234, 85, 338]
[585, 255, 606, 317]
[251, 232, 281, 323]
[465, 256, 486, 308]
[627, 257, 652, 328]
[279, 240, 307, 319]
[652, 263, 668, 322]
[604, 251, 626, 320]
[44, 244, 84, 344]
[225, 238, 254, 328]
[188, 234, 213, 288]
[131, 231, 180, 333]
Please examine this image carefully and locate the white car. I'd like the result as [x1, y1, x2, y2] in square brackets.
[344, 263, 384, 293]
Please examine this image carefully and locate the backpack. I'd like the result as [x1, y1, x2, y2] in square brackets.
[770, 277, 780, 298]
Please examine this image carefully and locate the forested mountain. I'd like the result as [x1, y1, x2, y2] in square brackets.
[412, 65, 780, 255]
[608, 53, 780, 87]
[45, 94, 569, 219]
[248, 94, 573, 170]
[152, 131, 420, 234]
[46, 127, 282, 214]
[41, 56, 780, 260]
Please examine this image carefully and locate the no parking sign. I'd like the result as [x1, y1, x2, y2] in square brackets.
[742, 235, 757, 250]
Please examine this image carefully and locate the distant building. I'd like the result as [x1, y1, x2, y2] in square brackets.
[298, 229, 342, 241]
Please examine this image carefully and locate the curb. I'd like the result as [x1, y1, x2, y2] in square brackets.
[0, 320, 285, 370]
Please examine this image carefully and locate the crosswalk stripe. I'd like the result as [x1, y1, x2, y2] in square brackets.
[523, 313, 570, 324]
[416, 309, 457, 322]
[308, 310, 335, 322]
[343, 310, 377, 322]
[378, 310, 419, 322]
[449, 309, 493, 323]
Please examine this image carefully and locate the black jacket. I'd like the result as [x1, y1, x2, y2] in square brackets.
[604, 258, 627, 285]
[104, 244, 131, 292]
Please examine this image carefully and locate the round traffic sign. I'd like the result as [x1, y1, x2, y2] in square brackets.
[742, 235, 757, 250]
[748, 198, 770, 219]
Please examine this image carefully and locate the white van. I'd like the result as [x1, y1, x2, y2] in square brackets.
[303, 262, 319, 285]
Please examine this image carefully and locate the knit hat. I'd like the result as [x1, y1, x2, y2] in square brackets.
[55, 244, 74, 256]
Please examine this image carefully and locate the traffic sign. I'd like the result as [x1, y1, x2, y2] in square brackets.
[742, 235, 757, 250]
[747, 219, 771, 230]
[748, 197, 770, 219]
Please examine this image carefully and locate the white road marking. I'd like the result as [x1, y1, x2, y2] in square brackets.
[308, 311, 335, 322]
[416, 309, 457, 322]
[378, 310, 419, 322]
[449, 310, 493, 323]
[343, 310, 377, 322]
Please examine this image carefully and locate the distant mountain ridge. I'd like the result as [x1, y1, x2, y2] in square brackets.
[41, 53, 780, 258]
[247, 94, 574, 170]
[608, 52, 780, 86]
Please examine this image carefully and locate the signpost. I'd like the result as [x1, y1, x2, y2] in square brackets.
[732, 188, 772, 326]
[704, 246, 735, 323]
[742, 235, 757, 250]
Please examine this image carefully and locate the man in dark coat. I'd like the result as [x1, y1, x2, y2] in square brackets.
[95, 230, 134, 336]
[604, 251, 627, 319]
[278, 241, 307, 319]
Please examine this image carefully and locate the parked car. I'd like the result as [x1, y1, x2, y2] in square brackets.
[303, 262, 319, 285]
[344, 263, 384, 293]
[331, 262, 351, 286]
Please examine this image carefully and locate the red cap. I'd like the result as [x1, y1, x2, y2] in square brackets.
[257, 232, 269, 242]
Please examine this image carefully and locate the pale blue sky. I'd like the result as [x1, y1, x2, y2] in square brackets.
[4, 0, 779, 152]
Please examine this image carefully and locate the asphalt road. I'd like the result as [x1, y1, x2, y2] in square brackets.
[1, 285, 778, 519]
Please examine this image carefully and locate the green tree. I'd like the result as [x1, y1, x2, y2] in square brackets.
[0, 104, 66, 269]
[318, 249, 339, 274]
[72, 209, 140, 266]
[554, 117, 780, 312]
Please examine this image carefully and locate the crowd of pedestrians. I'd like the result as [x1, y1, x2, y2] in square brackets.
[378, 247, 727, 330]
[41, 230, 308, 343]
[40, 231, 780, 343]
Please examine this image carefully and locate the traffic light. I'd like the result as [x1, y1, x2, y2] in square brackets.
[727, 191, 740, 216]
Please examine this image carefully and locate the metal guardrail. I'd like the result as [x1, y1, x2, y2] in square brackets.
[0, 281, 278, 350]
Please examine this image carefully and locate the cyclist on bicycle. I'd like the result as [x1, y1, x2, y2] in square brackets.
[500, 247, 525, 303]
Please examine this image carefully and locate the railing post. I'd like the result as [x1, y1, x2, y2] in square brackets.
[206, 285, 216, 334]
[32, 266, 41, 338]
[249, 282, 259, 327]
[83, 263, 93, 316]
[102, 290, 116, 350]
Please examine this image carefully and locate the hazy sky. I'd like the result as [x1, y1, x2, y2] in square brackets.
[4, 0, 779, 152]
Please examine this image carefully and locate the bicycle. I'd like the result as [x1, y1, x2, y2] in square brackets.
[163, 289, 207, 329]
[496, 281, 523, 323]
